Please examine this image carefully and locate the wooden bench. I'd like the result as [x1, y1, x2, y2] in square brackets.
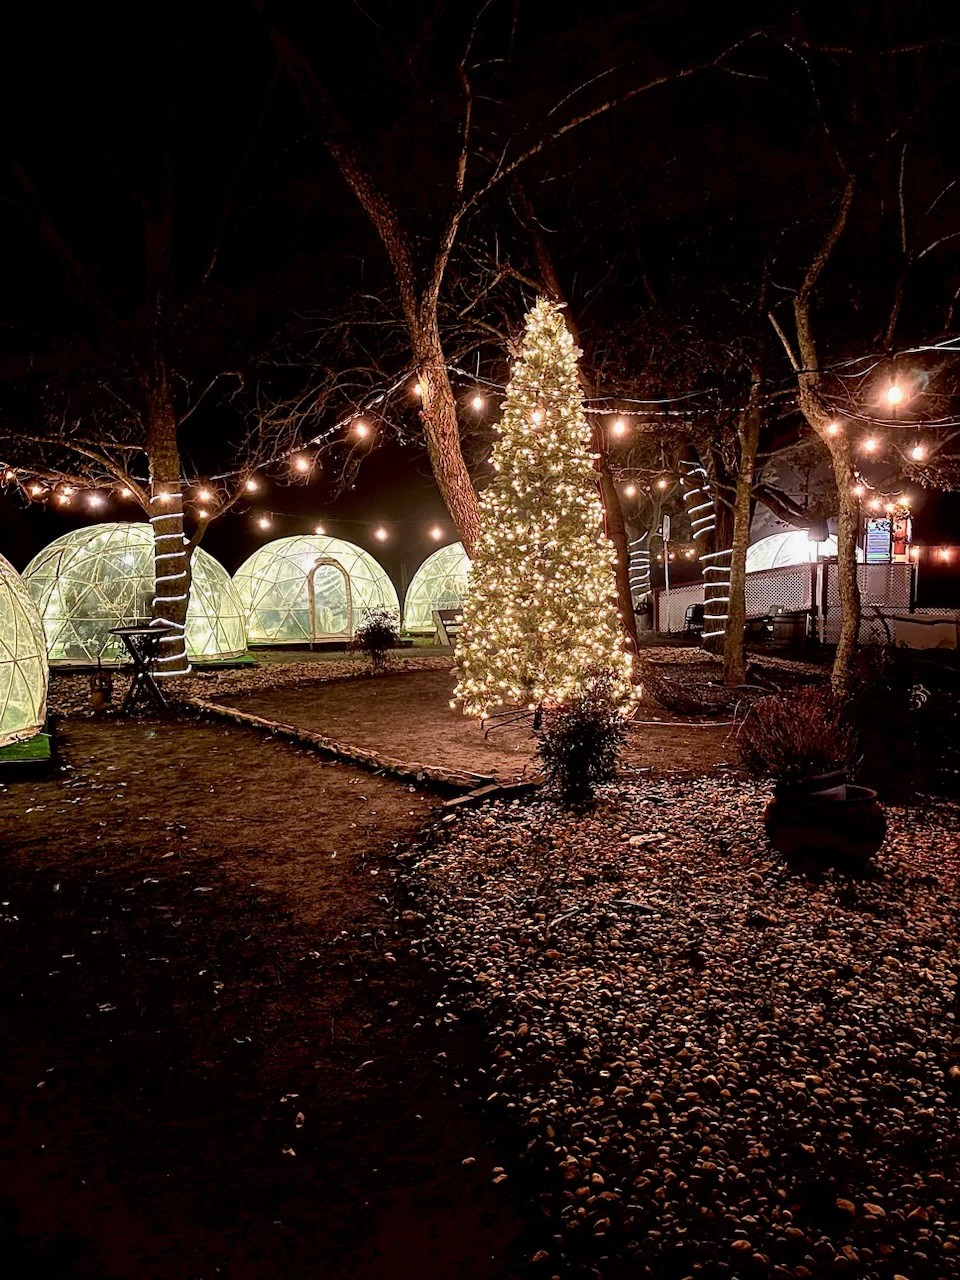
[432, 607, 464, 646]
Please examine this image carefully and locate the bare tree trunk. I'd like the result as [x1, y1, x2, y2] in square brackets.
[701, 501, 734, 652]
[414, 323, 481, 554]
[785, 175, 859, 691]
[147, 393, 191, 678]
[828, 443, 861, 689]
[723, 332, 765, 686]
[593, 426, 640, 660]
[723, 419, 760, 685]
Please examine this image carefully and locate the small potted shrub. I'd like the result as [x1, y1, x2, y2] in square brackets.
[537, 668, 628, 811]
[737, 685, 886, 862]
[350, 608, 400, 672]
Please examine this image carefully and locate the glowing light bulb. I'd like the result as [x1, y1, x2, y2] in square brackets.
[471, 394, 485, 412]
[852, 485, 865, 498]
[413, 381, 423, 397]
[624, 483, 637, 498]
[197, 508, 209, 521]
[939, 547, 953, 562]
[257, 515, 271, 530]
[884, 502, 895, 514]
[353, 419, 370, 440]
[862, 437, 879, 454]
[374, 526, 388, 542]
[3, 469, 15, 482]
[531, 408, 544, 425]
[869, 497, 883, 511]
[119, 486, 132, 499]
[656, 477, 670, 490]
[293, 454, 311, 473]
[245, 477, 260, 493]
[29, 483, 43, 496]
[612, 418, 627, 437]
[886, 383, 904, 406]
[827, 420, 841, 437]
[429, 525, 444, 540]
[196, 486, 213, 502]
[314, 523, 325, 536]
[910, 444, 926, 462]
[87, 493, 104, 509]
[57, 493, 71, 505]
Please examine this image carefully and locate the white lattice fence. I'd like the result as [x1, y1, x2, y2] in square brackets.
[744, 566, 814, 618]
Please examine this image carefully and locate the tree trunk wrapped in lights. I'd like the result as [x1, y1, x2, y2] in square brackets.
[454, 298, 634, 719]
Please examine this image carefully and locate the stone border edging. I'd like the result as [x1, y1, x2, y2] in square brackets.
[177, 695, 497, 795]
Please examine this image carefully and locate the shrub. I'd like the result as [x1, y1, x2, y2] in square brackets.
[537, 669, 628, 811]
[848, 644, 953, 800]
[350, 608, 400, 671]
[736, 685, 857, 789]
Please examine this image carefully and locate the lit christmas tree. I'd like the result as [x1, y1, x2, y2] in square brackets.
[455, 297, 635, 718]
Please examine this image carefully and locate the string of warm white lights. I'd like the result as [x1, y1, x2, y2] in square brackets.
[454, 298, 635, 718]
[2, 352, 955, 544]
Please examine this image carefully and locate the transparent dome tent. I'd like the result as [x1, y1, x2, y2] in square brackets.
[23, 523, 248, 666]
[234, 535, 399, 645]
[403, 542, 471, 633]
[745, 531, 863, 572]
[0, 553, 48, 747]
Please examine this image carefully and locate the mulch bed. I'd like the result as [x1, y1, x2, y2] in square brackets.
[406, 775, 960, 1279]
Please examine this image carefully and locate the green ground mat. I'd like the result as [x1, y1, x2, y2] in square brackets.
[0, 731, 53, 766]
[193, 653, 259, 669]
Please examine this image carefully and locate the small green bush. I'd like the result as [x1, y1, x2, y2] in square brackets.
[350, 608, 400, 671]
[537, 669, 628, 811]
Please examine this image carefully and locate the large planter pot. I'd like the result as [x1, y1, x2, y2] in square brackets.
[764, 784, 886, 863]
[777, 769, 848, 800]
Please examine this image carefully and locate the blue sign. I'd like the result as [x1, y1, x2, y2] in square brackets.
[865, 519, 892, 564]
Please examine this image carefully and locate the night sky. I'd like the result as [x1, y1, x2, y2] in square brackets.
[1, 0, 958, 598]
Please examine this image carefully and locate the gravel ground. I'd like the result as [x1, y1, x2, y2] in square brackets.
[406, 774, 960, 1280]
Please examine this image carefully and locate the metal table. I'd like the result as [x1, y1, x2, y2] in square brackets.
[109, 625, 170, 714]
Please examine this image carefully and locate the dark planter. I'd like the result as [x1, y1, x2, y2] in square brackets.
[764, 784, 886, 863]
[776, 769, 848, 800]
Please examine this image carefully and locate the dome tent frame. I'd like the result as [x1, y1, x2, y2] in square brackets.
[234, 535, 399, 646]
[403, 542, 471, 634]
[23, 523, 247, 667]
[0, 553, 48, 748]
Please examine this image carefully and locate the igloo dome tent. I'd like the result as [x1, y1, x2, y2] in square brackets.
[403, 542, 471, 633]
[746, 530, 864, 572]
[23, 523, 247, 666]
[234, 535, 399, 645]
[0, 553, 48, 746]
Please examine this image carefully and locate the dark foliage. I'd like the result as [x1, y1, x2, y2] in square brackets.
[737, 685, 857, 788]
[350, 608, 400, 671]
[537, 670, 628, 811]
[849, 646, 960, 801]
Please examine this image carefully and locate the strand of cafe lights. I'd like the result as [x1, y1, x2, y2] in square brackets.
[4, 360, 958, 567]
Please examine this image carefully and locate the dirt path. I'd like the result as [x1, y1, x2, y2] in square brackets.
[0, 717, 532, 1280]
[216, 669, 740, 781]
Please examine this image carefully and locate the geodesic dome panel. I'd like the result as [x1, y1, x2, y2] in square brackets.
[234, 535, 399, 644]
[747, 531, 841, 572]
[22, 523, 247, 666]
[0, 553, 48, 747]
[186, 548, 247, 661]
[403, 542, 471, 632]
